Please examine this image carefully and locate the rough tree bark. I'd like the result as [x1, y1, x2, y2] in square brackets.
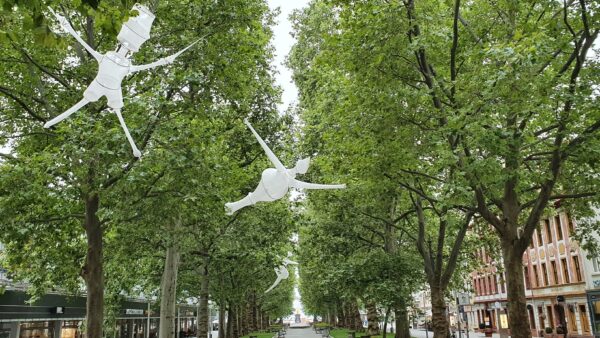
[218, 302, 226, 338]
[159, 242, 181, 338]
[366, 302, 380, 335]
[395, 304, 410, 338]
[382, 307, 390, 338]
[197, 260, 210, 338]
[82, 194, 104, 338]
[352, 302, 363, 332]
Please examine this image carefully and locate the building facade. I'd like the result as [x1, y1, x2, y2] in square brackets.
[0, 244, 198, 338]
[466, 212, 594, 338]
[580, 211, 600, 335]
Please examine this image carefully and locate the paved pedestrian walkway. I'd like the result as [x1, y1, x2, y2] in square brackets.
[285, 327, 322, 338]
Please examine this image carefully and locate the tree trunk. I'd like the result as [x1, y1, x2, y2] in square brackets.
[198, 260, 210, 338]
[249, 294, 257, 332]
[226, 305, 236, 338]
[240, 305, 248, 336]
[83, 194, 104, 338]
[218, 302, 226, 338]
[353, 302, 363, 332]
[395, 305, 410, 338]
[159, 243, 181, 338]
[502, 240, 531, 338]
[431, 287, 448, 338]
[366, 302, 380, 335]
[382, 307, 390, 338]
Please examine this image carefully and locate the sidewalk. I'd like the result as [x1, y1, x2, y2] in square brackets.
[410, 329, 505, 338]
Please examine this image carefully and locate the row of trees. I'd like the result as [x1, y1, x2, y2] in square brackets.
[0, 1, 297, 338]
[290, 1, 599, 338]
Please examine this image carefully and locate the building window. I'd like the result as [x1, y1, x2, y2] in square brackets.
[580, 304, 591, 333]
[524, 267, 531, 289]
[567, 213, 575, 237]
[551, 260, 559, 284]
[533, 265, 540, 287]
[573, 256, 582, 282]
[542, 263, 549, 286]
[593, 258, 600, 273]
[555, 215, 563, 241]
[500, 273, 506, 293]
[547, 305, 555, 327]
[537, 228, 543, 246]
[528, 306, 536, 330]
[562, 258, 570, 283]
[538, 306, 545, 330]
[530, 238, 533, 248]
[545, 219, 553, 243]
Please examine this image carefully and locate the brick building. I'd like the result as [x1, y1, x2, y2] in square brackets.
[465, 212, 593, 338]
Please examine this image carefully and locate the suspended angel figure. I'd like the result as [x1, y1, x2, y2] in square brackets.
[225, 119, 346, 215]
[265, 257, 298, 294]
[45, 4, 199, 157]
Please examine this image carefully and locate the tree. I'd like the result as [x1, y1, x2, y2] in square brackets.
[289, 2, 600, 338]
[0, 2, 285, 338]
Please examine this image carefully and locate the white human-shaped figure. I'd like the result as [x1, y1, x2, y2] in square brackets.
[265, 256, 298, 294]
[225, 119, 346, 215]
[45, 4, 199, 157]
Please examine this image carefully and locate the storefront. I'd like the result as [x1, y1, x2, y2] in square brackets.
[587, 291, 600, 335]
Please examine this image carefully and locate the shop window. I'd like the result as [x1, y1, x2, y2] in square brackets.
[0, 323, 10, 338]
[20, 321, 54, 338]
[573, 256, 582, 282]
[562, 258, 570, 283]
[61, 321, 81, 338]
[555, 215, 563, 241]
[551, 260, 559, 284]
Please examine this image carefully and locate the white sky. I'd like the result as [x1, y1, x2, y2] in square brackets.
[267, 0, 311, 315]
[268, 0, 310, 115]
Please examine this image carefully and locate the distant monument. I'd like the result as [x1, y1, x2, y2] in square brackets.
[295, 308, 301, 324]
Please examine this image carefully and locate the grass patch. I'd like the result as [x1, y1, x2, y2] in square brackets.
[329, 328, 415, 338]
[239, 332, 274, 338]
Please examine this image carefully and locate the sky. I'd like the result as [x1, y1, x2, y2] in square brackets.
[266, 0, 311, 315]
[268, 0, 310, 115]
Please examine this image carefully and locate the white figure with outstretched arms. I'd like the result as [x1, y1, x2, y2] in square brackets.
[265, 257, 298, 294]
[225, 119, 346, 214]
[45, 4, 199, 157]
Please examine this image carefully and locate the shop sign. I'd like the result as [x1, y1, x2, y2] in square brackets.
[51, 306, 65, 314]
[125, 309, 144, 315]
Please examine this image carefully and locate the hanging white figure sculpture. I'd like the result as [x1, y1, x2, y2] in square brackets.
[265, 257, 298, 294]
[225, 119, 346, 215]
[45, 4, 199, 157]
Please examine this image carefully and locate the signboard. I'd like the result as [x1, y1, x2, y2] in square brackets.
[51, 306, 65, 314]
[499, 314, 508, 329]
[593, 280, 600, 288]
[125, 309, 144, 315]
